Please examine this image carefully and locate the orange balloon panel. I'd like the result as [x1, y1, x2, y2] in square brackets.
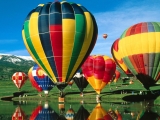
[12, 72, 28, 89]
[82, 55, 116, 94]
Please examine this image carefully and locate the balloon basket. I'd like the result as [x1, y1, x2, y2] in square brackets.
[58, 97, 65, 103]
[58, 103, 65, 114]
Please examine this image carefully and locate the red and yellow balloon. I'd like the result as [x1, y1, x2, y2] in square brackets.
[82, 55, 116, 94]
[22, 1, 98, 85]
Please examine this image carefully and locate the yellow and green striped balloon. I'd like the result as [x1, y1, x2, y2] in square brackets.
[22, 1, 98, 84]
[118, 22, 160, 89]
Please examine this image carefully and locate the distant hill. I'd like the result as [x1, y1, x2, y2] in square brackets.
[0, 54, 35, 80]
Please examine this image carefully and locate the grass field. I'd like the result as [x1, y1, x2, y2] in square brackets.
[1, 77, 160, 105]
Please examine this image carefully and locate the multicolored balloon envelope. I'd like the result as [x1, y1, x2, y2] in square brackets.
[73, 69, 89, 94]
[12, 106, 26, 120]
[82, 55, 116, 94]
[117, 22, 160, 89]
[28, 66, 42, 92]
[65, 106, 75, 120]
[12, 72, 28, 90]
[111, 38, 132, 76]
[30, 102, 59, 120]
[22, 1, 98, 86]
[31, 64, 55, 95]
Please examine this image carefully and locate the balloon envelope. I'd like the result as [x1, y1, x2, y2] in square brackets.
[82, 55, 116, 94]
[12, 72, 28, 89]
[12, 106, 26, 120]
[113, 70, 121, 83]
[30, 103, 59, 120]
[111, 38, 132, 76]
[73, 69, 89, 93]
[118, 22, 160, 89]
[28, 66, 42, 92]
[22, 1, 98, 85]
[88, 103, 108, 120]
[65, 106, 75, 120]
[73, 105, 90, 120]
[103, 34, 108, 39]
[32, 64, 55, 95]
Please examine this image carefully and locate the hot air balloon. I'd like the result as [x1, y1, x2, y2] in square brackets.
[31, 64, 55, 95]
[73, 105, 90, 120]
[111, 38, 133, 77]
[22, 1, 98, 97]
[73, 69, 89, 96]
[12, 72, 28, 90]
[88, 103, 112, 120]
[103, 34, 108, 39]
[136, 110, 159, 120]
[117, 22, 160, 89]
[30, 102, 59, 120]
[65, 105, 75, 120]
[12, 106, 26, 120]
[28, 66, 43, 93]
[115, 110, 122, 120]
[82, 55, 116, 95]
[113, 70, 121, 83]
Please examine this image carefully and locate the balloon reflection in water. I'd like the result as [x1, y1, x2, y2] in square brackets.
[12, 106, 26, 120]
[115, 109, 122, 120]
[136, 110, 159, 120]
[74, 105, 90, 120]
[73, 69, 89, 97]
[65, 105, 75, 120]
[30, 102, 59, 120]
[88, 103, 111, 120]
[12, 72, 28, 91]
[31, 64, 55, 95]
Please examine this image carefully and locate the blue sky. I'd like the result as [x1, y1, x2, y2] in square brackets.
[0, 0, 160, 57]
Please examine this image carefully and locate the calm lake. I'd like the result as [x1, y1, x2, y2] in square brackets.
[0, 99, 160, 120]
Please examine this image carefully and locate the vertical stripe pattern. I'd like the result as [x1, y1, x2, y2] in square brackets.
[22, 1, 98, 83]
[118, 22, 160, 86]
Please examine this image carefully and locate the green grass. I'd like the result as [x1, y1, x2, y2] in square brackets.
[0, 78, 160, 104]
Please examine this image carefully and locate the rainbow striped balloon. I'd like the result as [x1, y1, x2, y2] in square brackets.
[22, 1, 98, 83]
[118, 22, 160, 89]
